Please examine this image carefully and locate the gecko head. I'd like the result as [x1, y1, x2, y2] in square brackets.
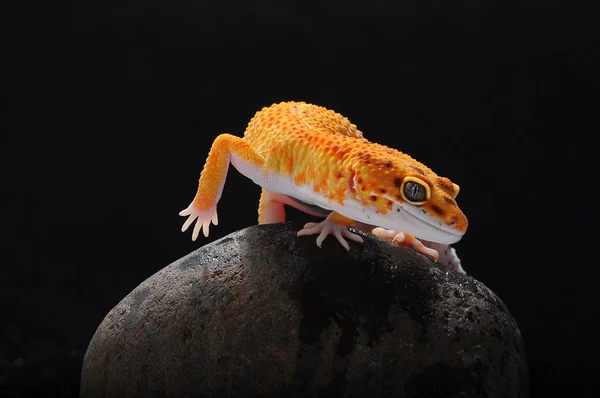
[351, 146, 468, 244]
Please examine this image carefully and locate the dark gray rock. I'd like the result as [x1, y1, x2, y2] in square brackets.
[80, 222, 528, 398]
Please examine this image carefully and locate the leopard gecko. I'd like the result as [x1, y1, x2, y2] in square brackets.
[179, 101, 468, 273]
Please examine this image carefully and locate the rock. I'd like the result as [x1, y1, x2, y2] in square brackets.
[80, 222, 528, 398]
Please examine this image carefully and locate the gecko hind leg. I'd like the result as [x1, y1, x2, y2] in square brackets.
[258, 189, 287, 224]
[180, 133, 265, 241]
[297, 211, 364, 251]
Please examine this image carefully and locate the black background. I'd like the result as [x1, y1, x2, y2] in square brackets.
[4, 0, 596, 396]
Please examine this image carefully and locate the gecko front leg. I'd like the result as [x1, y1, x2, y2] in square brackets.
[371, 227, 439, 261]
[297, 211, 364, 251]
[180, 133, 265, 240]
[372, 227, 465, 273]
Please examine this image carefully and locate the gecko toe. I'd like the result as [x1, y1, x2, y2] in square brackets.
[343, 229, 364, 243]
[202, 219, 211, 237]
[391, 232, 406, 244]
[192, 219, 202, 241]
[333, 230, 350, 251]
[371, 227, 397, 239]
[315, 229, 328, 247]
[181, 214, 196, 232]
[297, 223, 321, 236]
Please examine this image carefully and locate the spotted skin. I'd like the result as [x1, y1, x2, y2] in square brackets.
[179, 101, 468, 273]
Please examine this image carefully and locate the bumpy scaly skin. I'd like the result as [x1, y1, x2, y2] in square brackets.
[180, 101, 468, 273]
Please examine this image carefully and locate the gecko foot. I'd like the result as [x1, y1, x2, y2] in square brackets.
[420, 240, 466, 274]
[297, 218, 364, 251]
[371, 227, 439, 261]
[179, 204, 219, 241]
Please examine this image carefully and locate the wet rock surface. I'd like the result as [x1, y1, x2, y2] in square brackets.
[81, 222, 528, 398]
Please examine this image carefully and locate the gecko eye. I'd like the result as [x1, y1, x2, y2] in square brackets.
[404, 182, 426, 201]
[401, 177, 430, 204]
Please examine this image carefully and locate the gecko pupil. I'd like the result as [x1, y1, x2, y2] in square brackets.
[404, 181, 426, 202]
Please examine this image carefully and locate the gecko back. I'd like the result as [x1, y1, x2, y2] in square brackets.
[243, 101, 365, 157]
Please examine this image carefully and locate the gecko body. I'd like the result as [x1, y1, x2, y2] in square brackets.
[180, 101, 468, 272]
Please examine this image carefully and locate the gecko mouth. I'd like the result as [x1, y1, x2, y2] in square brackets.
[396, 203, 463, 244]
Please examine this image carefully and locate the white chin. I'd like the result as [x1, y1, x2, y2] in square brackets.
[376, 203, 464, 244]
[317, 196, 464, 245]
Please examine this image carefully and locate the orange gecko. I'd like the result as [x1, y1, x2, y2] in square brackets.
[180, 101, 468, 273]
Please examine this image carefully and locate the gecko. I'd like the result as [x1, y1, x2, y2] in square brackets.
[179, 101, 468, 273]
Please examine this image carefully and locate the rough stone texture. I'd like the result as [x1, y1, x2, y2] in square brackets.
[81, 222, 528, 398]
